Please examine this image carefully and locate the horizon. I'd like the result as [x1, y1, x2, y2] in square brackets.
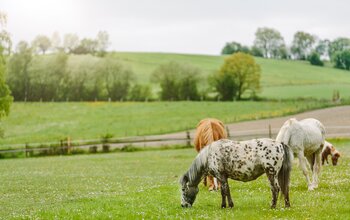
[1, 0, 350, 55]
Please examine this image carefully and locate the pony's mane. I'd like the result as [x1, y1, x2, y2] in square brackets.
[186, 147, 209, 186]
[194, 118, 227, 152]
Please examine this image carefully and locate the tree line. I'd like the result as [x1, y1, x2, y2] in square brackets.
[222, 27, 350, 70]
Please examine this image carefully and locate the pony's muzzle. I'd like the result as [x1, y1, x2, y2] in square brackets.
[181, 203, 192, 208]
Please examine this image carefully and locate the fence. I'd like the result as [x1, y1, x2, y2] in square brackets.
[0, 125, 349, 158]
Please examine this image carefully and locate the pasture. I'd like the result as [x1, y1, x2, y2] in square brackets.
[107, 52, 350, 99]
[0, 139, 349, 219]
[0, 100, 339, 147]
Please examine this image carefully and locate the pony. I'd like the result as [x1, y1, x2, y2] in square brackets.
[276, 118, 325, 190]
[180, 138, 292, 209]
[194, 118, 227, 191]
[322, 141, 341, 166]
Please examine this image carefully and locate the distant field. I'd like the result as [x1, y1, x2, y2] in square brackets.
[0, 138, 349, 219]
[105, 52, 350, 99]
[0, 101, 336, 147]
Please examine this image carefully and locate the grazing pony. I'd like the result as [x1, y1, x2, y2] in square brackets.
[194, 118, 227, 191]
[180, 139, 292, 209]
[276, 118, 325, 190]
[322, 141, 341, 166]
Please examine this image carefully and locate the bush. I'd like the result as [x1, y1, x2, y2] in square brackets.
[309, 52, 324, 66]
[332, 50, 350, 70]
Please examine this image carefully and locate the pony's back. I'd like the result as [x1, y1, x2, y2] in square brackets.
[194, 118, 227, 152]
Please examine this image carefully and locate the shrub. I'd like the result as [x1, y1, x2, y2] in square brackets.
[309, 52, 324, 66]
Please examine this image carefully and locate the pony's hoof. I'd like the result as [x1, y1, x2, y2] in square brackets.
[308, 185, 315, 191]
[229, 203, 234, 208]
[270, 205, 276, 209]
[221, 204, 227, 208]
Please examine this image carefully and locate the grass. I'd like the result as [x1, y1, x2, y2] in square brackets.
[0, 138, 349, 219]
[0, 100, 340, 147]
[106, 52, 350, 99]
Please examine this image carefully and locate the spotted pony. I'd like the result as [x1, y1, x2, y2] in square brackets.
[180, 138, 293, 209]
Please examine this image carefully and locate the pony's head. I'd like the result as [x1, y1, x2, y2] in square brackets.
[330, 146, 341, 166]
[180, 174, 199, 208]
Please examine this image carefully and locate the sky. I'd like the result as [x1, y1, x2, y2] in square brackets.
[1, 0, 350, 55]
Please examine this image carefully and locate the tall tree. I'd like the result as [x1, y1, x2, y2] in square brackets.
[290, 31, 316, 60]
[328, 37, 350, 58]
[32, 35, 51, 54]
[0, 12, 13, 119]
[63, 33, 79, 53]
[253, 27, 285, 59]
[221, 41, 250, 55]
[315, 39, 330, 59]
[7, 41, 33, 101]
[51, 31, 62, 52]
[96, 31, 110, 56]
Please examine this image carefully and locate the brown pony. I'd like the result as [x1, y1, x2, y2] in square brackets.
[194, 118, 227, 191]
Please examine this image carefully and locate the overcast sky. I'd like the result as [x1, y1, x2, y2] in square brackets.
[1, 0, 349, 55]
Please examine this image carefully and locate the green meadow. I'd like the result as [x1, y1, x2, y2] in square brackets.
[0, 100, 337, 147]
[104, 52, 350, 99]
[0, 138, 349, 219]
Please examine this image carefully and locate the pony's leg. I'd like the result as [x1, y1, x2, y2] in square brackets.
[220, 177, 234, 208]
[203, 174, 207, 186]
[297, 151, 313, 190]
[266, 172, 279, 208]
[208, 175, 216, 191]
[311, 149, 322, 189]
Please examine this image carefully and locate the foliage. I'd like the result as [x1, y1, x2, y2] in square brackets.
[290, 31, 316, 60]
[32, 35, 51, 54]
[7, 41, 33, 101]
[315, 39, 330, 58]
[0, 12, 13, 119]
[97, 57, 135, 101]
[308, 51, 324, 66]
[332, 50, 350, 70]
[253, 27, 286, 59]
[328, 37, 350, 58]
[151, 61, 200, 100]
[212, 53, 261, 100]
[129, 84, 152, 101]
[63, 33, 80, 53]
[221, 41, 250, 55]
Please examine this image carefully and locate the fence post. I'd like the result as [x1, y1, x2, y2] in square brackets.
[226, 126, 230, 138]
[269, 124, 272, 139]
[186, 131, 191, 147]
[25, 143, 29, 157]
[67, 137, 71, 154]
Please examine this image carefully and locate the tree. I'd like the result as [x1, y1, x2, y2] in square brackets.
[308, 51, 324, 66]
[96, 31, 110, 56]
[315, 39, 330, 59]
[98, 57, 134, 101]
[221, 41, 250, 55]
[129, 84, 152, 101]
[0, 12, 13, 119]
[253, 27, 286, 59]
[211, 52, 261, 100]
[328, 37, 350, 58]
[7, 41, 33, 101]
[151, 61, 200, 101]
[51, 31, 62, 52]
[332, 50, 350, 70]
[290, 32, 316, 60]
[72, 38, 98, 54]
[63, 33, 79, 53]
[32, 35, 51, 54]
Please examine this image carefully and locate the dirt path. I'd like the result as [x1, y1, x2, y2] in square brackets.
[119, 105, 350, 148]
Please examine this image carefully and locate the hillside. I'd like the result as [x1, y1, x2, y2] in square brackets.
[105, 52, 350, 99]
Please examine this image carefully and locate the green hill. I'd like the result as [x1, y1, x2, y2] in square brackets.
[105, 52, 350, 99]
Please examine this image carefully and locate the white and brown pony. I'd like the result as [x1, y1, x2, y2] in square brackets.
[194, 118, 227, 191]
[276, 118, 325, 190]
[322, 141, 341, 166]
[180, 139, 292, 208]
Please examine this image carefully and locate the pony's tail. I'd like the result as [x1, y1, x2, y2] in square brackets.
[278, 143, 292, 205]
